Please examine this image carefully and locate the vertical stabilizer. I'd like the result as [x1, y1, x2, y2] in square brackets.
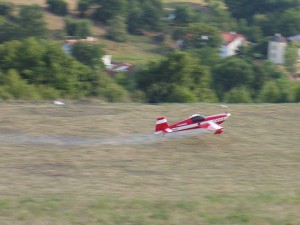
[155, 117, 169, 134]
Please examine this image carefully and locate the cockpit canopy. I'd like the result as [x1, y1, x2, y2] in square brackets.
[190, 114, 206, 123]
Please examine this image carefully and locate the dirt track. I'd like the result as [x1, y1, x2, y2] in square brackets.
[0, 129, 210, 146]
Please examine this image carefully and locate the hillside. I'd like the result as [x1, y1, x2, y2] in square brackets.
[0, 102, 299, 224]
[8, 0, 176, 64]
[7, 0, 209, 64]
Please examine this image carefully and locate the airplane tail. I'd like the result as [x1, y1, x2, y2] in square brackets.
[155, 117, 170, 134]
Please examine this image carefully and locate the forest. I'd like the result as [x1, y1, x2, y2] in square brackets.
[0, 0, 300, 103]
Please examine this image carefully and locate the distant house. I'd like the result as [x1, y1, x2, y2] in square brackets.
[101, 55, 133, 76]
[267, 33, 288, 64]
[220, 32, 248, 57]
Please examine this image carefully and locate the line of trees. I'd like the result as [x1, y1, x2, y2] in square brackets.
[0, 0, 300, 103]
[0, 38, 130, 101]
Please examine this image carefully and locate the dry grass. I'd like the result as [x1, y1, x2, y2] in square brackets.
[0, 102, 299, 224]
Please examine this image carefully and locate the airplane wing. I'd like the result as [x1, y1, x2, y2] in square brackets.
[202, 121, 223, 132]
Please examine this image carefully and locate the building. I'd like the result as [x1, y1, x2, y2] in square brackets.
[101, 55, 133, 76]
[220, 32, 248, 57]
[267, 33, 287, 64]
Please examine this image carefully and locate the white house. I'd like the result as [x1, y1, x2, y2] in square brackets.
[267, 33, 287, 64]
[220, 32, 248, 57]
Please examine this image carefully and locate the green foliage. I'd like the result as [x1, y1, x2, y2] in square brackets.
[92, 0, 128, 22]
[77, 0, 165, 33]
[237, 19, 263, 43]
[47, 0, 68, 16]
[0, 69, 41, 100]
[106, 16, 128, 42]
[258, 78, 295, 103]
[224, 86, 253, 103]
[17, 5, 47, 39]
[0, 38, 92, 99]
[0, 4, 47, 43]
[92, 73, 130, 102]
[225, 0, 300, 36]
[0, 38, 132, 101]
[285, 41, 299, 76]
[72, 42, 104, 68]
[294, 83, 300, 102]
[65, 16, 92, 38]
[77, 0, 90, 17]
[212, 57, 254, 100]
[171, 85, 199, 103]
[173, 6, 195, 25]
[188, 47, 222, 67]
[0, 1, 13, 16]
[208, 1, 237, 31]
[177, 23, 222, 50]
[135, 51, 216, 103]
[258, 80, 281, 103]
[225, 0, 300, 20]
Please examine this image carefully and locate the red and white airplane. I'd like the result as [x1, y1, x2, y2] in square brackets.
[155, 110, 231, 135]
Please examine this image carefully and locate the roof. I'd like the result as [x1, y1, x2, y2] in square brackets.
[65, 37, 98, 45]
[271, 33, 287, 43]
[221, 32, 247, 46]
[288, 34, 300, 43]
[289, 34, 300, 39]
[106, 63, 134, 76]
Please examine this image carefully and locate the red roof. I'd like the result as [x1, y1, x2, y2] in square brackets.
[221, 32, 247, 46]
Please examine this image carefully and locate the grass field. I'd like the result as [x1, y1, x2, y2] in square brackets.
[0, 102, 299, 224]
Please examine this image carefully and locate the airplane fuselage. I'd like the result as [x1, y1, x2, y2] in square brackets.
[169, 113, 231, 133]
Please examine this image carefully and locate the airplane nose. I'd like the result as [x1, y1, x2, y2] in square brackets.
[226, 113, 231, 118]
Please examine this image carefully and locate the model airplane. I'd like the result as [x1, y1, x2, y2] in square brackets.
[155, 109, 231, 135]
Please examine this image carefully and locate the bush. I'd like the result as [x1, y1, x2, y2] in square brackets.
[0, 2, 13, 16]
[224, 86, 253, 103]
[47, 0, 68, 16]
[65, 16, 92, 38]
[106, 16, 128, 42]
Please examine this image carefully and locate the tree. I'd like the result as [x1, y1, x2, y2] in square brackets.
[77, 0, 90, 17]
[135, 51, 217, 103]
[178, 23, 222, 50]
[72, 42, 104, 68]
[92, 0, 128, 22]
[212, 57, 254, 100]
[237, 19, 263, 43]
[127, 3, 144, 34]
[224, 86, 252, 103]
[0, 1, 13, 16]
[174, 6, 194, 25]
[65, 16, 92, 38]
[47, 0, 68, 16]
[106, 16, 128, 42]
[258, 80, 281, 103]
[0, 19, 22, 43]
[258, 78, 295, 103]
[0, 38, 96, 98]
[276, 9, 300, 36]
[139, 0, 165, 31]
[285, 41, 299, 76]
[17, 5, 47, 38]
[91, 72, 130, 102]
[0, 69, 40, 100]
[189, 47, 222, 67]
